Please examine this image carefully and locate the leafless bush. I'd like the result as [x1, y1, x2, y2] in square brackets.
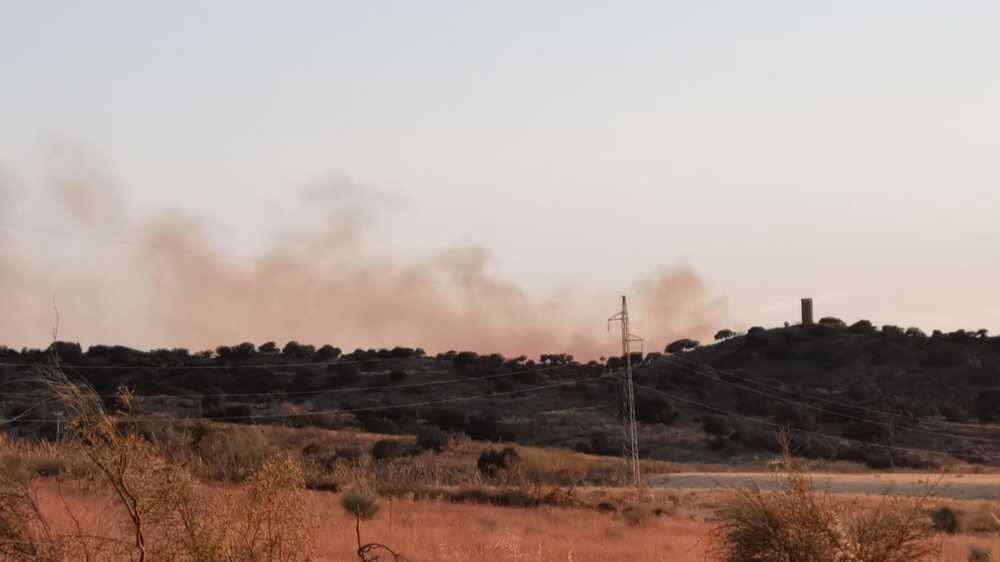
[709, 464, 940, 562]
[620, 504, 650, 528]
[186, 423, 276, 482]
[969, 546, 993, 562]
[342, 488, 380, 548]
[12, 361, 318, 562]
[0, 464, 129, 562]
[0, 469, 66, 562]
[341, 489, 410, 562]
[166, 454, 317, 562]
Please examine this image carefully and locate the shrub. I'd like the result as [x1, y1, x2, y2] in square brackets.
[744, 327, 769, 349]
[707, 436, 735, 454]
[331, 363, 362, 386]
[477, 448, 521, 480]
[882, 325, 906, 337]
[665, 338, 700, 354]
[741, 428, 780, 453]
[922, 344, 969, 367]
[841, 419, 892, 444]
[493, 379, 515, 392]
[354, 414, 398, 434]
[173, 455, 317, 561]
[425, 407, 466, 432]
[213, 404, 254, 422]
[341, 489, 380, 549]
[969, 546, 993, 562]
[715, 329, 736, 341]
[939, 402, 969, 423]
[864, 448, 894, 469]
[48, 341, 83, 362]
[0, 466, 71, 560]
[702, 415, 735, 437]
[341, 489, 379, 520]
[963, 366, 1000, 387]
[773, 403, 816, 430]
[389, 370, 407, 382]
[282, 340, 315, 358]
[930, 506, 959, 534]
[818, 317, 847, 329]
[589, 431, 612, 455]
[191, 424, 276, 482]
[634, 394, 679, 425]
[975, 390, 1000, 423]
[793, 436, 837, 460]
[415, 426, 448, 452]
[216, 342, 257, 360]
[371, 439, 405, 461]
[621, 504, 650, 527]
[710, 470, 939, 562]
[465, 415, 516, 442]
[849, 320, 875, 334]
[453, 351, 480, 367]
[14, 365, 318, 562]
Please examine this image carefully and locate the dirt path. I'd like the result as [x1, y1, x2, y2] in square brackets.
[650, 472, 1000, 501]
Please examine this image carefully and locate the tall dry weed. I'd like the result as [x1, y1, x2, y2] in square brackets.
[0, 467, 129, 561]
[165, 455, 317, 562]
[10, 361, 318, 562]
[0, 468, 65, 562]
[709, 462, 940, 562]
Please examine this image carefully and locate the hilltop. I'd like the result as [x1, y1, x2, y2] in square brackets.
[3, 321, 1000, 470]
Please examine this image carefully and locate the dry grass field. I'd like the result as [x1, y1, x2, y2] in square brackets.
[15, 479, 1000, 562]
[5, 368, 1000, 562]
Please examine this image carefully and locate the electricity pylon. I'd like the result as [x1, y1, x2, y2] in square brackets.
[608, 296, 642, 489]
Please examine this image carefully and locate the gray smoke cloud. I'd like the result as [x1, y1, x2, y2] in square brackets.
[0, 158, 729, 358]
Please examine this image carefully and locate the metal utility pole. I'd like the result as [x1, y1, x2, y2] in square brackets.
[608, 296, 642, 489]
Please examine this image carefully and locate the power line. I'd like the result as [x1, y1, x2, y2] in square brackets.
[0, 363, 580, 400]
[658, 355, 996, 445]
[659, 354, 1000, 443]
[630, 380, 1000, 462]
[660, 353, 947, 424]
[11, 375, 607, 424]
[663, 350, 997, 431]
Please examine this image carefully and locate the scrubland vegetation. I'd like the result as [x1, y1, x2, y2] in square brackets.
[5, 322, 1000, 470]
[5, 420, 1000, 561]
[4, 322, 1000, 560]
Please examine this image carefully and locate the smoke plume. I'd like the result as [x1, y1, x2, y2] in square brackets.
[0, 162, 729, 359]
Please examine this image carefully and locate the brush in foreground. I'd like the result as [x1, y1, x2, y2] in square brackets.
[710, 470, 940, 562]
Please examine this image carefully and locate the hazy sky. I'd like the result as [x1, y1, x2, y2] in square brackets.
[2, 1, 998, 344]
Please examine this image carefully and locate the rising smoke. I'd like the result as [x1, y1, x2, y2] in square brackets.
[0, 159, 728, 359]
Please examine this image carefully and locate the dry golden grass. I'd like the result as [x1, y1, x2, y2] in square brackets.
[16, 481, 1000, 562]
[711, 470, 941, 562]
[7, 364, 1000, 562]
[19, 481, 708, 562]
